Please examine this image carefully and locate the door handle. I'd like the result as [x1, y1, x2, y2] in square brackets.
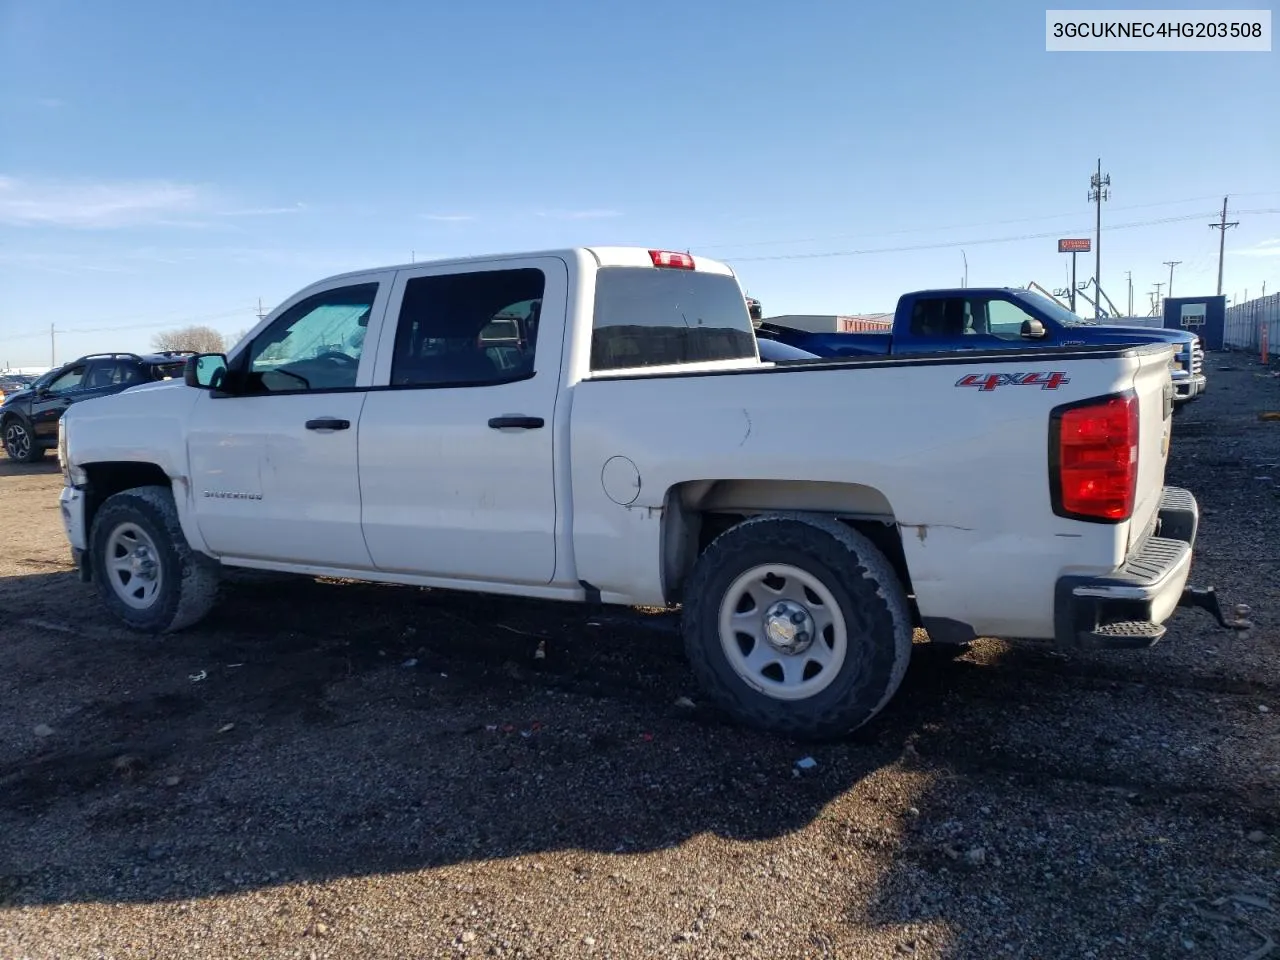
[305, 417, 350, 431]
[488, 415, 544, 430]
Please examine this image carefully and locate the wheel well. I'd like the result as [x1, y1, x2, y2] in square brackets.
[661, 479, 915, 609]
[81, 461, 171, 532]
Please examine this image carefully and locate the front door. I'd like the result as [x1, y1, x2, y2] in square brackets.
[358, 257, 568, 585]
[904, 295, 1053, 352]
[186, 274, 393, 569]
[29, 361, 90, 443]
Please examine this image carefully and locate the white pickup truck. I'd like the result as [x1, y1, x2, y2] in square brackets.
[56, 246, 1228, 739]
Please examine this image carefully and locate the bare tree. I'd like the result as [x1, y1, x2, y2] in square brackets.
[152, 325, 226, 354]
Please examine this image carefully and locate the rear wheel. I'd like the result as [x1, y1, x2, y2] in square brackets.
[89, 485, 220, 633]
[2, 418, 43, 463]
[682, 513, 913, 740]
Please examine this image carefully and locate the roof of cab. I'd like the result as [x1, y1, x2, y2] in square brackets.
[314, 246, 736, 285]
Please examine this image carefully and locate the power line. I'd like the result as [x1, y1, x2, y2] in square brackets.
[4, 306, 255, 343]
[726, 211, 1215, 263]
[686, 193, 1279, 252]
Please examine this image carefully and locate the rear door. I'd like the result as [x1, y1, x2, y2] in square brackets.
[357, 256, 568, 585]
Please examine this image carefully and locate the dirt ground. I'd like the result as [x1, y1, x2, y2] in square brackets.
[1, 359, 1278, 959]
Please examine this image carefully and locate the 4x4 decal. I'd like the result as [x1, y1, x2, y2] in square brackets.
[955, 372, 1071, 392]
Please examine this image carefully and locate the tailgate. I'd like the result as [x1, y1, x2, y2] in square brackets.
[1129, 343, 1176, 549]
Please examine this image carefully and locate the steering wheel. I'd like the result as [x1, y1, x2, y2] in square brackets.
[313, 351, 358, 367]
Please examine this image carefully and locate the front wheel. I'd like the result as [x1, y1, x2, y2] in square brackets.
[681, 513, 913, 740]
[3, 418, 44, 463]
[89, 485, 221, 633]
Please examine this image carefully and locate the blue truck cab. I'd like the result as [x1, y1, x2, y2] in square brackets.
[756, 287, 1206, 408]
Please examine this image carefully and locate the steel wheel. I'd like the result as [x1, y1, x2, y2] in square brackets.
[104, 521, 164, 610]
[4, 421, 31, 460]
[717, 562, 848, 701]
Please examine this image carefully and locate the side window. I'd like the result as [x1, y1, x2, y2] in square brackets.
[909, 297, 966, 337]
[46, 364, 87, 394]
[970, 298, 1037, 340]
[242, 283, 378, 393]
[390, 268, 545, 387]
[84, 360, 141, 389]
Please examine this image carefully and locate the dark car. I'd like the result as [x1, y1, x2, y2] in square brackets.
[1, 351, 193, 463]
[0, 375, 37, 404]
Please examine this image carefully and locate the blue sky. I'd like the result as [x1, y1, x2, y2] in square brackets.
[1, 0, 1277, 368]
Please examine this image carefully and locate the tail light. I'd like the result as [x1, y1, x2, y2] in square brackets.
[649, 250, 695, 269]
[1049, 391, 1139, 522]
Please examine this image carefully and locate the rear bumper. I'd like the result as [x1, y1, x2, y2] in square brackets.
[1053, 487, 1199, 651]
[1173, 373, 1206, 402]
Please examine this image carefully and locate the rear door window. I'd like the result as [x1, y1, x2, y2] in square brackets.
[909, 298, 966, 338]
[590, 267, 758, 371]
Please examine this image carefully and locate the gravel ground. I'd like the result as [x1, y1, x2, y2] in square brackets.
[1, 357, 1278, 959]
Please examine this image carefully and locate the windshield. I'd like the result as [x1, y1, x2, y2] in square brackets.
[1013, 289, 1096, 327]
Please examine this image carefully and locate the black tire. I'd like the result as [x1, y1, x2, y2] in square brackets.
[681, 513, 913, 740]
[2, 417, 44, 463]
[89, 485, 221, 633]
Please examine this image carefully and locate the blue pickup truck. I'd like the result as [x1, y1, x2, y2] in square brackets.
[755, 287, 1206, 409]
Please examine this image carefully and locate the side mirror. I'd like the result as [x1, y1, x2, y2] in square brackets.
[1020, 318, 1046, 339]
[185, 353, 228, 390]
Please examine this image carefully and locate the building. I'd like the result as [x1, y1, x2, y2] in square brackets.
[762, 313, 894, 333]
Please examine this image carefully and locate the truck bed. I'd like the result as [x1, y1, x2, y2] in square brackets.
[569, 341, 1176, 641]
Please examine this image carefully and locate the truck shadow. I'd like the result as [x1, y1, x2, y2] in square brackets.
[0, 567, 1003, 907]
[0, 565, 1272, 933]
[0, 457, 60, 477]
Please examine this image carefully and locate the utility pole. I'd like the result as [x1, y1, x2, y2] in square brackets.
[1089, 158, 1110, 319]
[1208, 196, 1239, 296]
[1126, 270, 1134, 318]
[1070, 252, 1077, 313]
[1163, 260, 1182, 301]
[256, 298, 267, 321]
[961, 249, 968, 288]
[50, 324, 55, 367]
[1153, 282, 1164, 316]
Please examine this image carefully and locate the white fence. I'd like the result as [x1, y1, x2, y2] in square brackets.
[1224, 293, 1280, 354]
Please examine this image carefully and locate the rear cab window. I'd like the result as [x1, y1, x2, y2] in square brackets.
[589, 266, 759, 374]
[151, 362, 188, 380]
